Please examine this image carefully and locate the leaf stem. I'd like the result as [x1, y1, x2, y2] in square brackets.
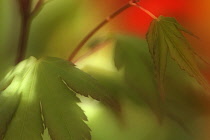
[30, 0, 54, 19]
[68, 1, 136, 61]
[131, 3, 158, 20]
[72, 41, 110, 63]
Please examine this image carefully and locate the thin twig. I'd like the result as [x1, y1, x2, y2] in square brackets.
[68, 1, 135, 61]
[31, 0, 44, 15]
[30, 0, 54, 18]
[131, 3, 158, 20]
[72, 41, 110, 63]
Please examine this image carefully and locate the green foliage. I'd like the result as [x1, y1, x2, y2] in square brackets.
[1, 0, 210, 139]
[0, 56, 119, 140]
[146, 16, 209, 98]
[113, 35, 163, 120]
[111, 34, 208, 134]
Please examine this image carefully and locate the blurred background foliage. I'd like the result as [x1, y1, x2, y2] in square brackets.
[1, 0, 210, 140]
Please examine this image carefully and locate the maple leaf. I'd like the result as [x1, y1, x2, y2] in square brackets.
[146, 16, 209, 98]
[113, 35, 163, 121]
[0, 56, 119, 140]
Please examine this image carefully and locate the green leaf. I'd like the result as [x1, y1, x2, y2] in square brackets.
[113, 35, 163, 121]
[0, 57, 43, 140]
[40, 57, 120, 113]
[146, 16, 209, 97]
[147, 20, 168, 99]
[0, 56, 118, 140]
[0, 58, 38, 139]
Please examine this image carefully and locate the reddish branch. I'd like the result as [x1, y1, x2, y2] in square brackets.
[68, 0, 157, 62]
[15, 0, 32, 64]
[68, 1, 137, 61]
[72, 41, 110, 63]
[15, 0, 46, 64]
